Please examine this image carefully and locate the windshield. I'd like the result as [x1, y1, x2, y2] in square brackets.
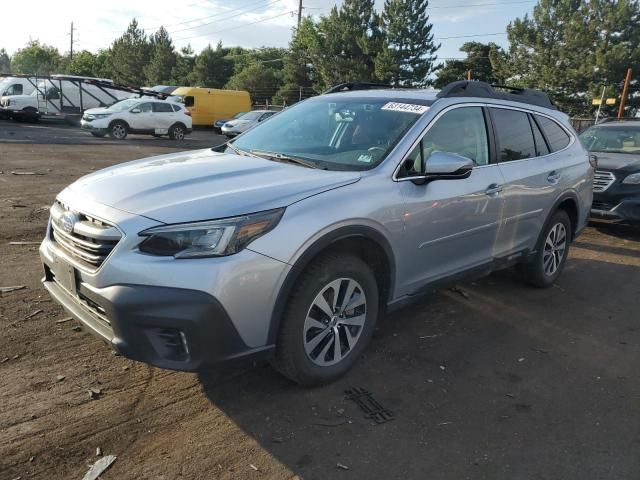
[234, 112, 247, 119]
[107, 98, 140, 111]
[580, 125, 640, 154]
[230, 97, 429, 171]
[238, 111, 263, 121]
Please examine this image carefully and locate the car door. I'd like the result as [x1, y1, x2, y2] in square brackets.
[152, 102, 175, 134]
[129, 102, 154, 131]
[397, 105, 506, 291]
[491, 107, 572, 255]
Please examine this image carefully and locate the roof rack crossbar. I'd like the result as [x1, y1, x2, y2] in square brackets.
[323, 82, 393, 94]
[436, 80, 557, 110]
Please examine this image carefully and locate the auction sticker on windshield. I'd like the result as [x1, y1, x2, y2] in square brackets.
[381, 102, 429, 114]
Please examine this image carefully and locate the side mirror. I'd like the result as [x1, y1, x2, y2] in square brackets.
[131, 108, 141, 114]
[411, 152, 474, 185]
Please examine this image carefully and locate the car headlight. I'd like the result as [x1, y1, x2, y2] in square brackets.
[138, 208, 284, 258]
[622, 172, 640, 185]
[91, 113, 112, 119]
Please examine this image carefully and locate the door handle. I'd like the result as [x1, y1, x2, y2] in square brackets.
[547, 171, 561, 183]
[485, 183, 503, 196]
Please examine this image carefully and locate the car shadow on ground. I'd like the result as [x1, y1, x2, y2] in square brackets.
[196, 237, 640, 479]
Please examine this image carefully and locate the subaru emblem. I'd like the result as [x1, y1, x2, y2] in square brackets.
[60, 211, 79, 234]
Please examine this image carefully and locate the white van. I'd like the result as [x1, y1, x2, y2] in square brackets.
[0, 76, 37, 97]
[0, 75, 134, 122]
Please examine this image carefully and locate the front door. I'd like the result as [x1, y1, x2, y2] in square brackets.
[397, 105, 505, 294]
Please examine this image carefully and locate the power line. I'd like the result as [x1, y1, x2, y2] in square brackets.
[427, 0, 535, 8]
[174, 10, 295, 42]
[434, 32, 507, 40]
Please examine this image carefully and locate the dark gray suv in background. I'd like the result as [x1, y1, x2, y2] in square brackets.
[41, 81, 593, 385]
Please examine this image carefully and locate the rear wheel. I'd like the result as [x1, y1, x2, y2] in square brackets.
[169, 123, 185, 140]
[521, 209, 571, 288]
[109, 121, 128, 140]
[272, 253, 379, 386]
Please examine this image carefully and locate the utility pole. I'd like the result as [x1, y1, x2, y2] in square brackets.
[69, 22, 75, 60]
[595, 85, 606, 124]
[467, 70, 471, 81]
[617, 68, 632, 120]
[298, 0, 303, 27]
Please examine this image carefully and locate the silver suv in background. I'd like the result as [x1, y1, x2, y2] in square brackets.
[40, 81, 593, 386]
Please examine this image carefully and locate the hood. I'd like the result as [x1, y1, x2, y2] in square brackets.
[2, 94, 32, 105]
[84, 107, 112, 115]
[67, 149, 360, 224]
[225, 119, 252, 127]
[594, 152, 640, 171]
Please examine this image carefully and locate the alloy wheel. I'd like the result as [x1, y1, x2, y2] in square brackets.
[112, 124, 126, 139]
[543, 222, 567, 276]
[303, 278, 367, 367]
[173, 126, 185, 140]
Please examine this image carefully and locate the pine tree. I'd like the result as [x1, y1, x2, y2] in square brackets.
[0, 48, 10, 73]
[434, 42, 506, 88]
[144, 27, 177, 86]
[171, 46, 196, 86]
[107, 19, 151, 85]
[275, 18, 318, 104]
[376, 0, 439, 87]
[189, 42, 233, 88]
[226, 62, 282, 104]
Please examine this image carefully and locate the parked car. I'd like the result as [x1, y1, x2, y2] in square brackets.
[213, 111, 247, 133]
[80, 98, 192, 140]
[40, 81, 592, 386]
[221, 109, 277, 137]
[580, 119, 640, 222]
[169, 87, 251, 126]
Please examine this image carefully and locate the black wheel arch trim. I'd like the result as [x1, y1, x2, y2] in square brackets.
[108, 119, 129, 131]
[530, 190, 581, 258]
[267, 224, 397, 345]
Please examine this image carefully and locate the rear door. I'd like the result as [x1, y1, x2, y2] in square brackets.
[398, 105, 506, 290]
[491, 107, 571, 255]
[152, 102, 175, 133]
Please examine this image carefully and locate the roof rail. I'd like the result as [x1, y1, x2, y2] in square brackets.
[436, 80, 557, 110]
[599, 117, 640, 123]
[323, 82, 392, 94]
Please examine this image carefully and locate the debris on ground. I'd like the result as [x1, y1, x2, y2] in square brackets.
[96, 447, 102, 456]
[1, 357, 9, 363]
[8, 241, 41, 245]
[345, 387, 394, 424]
[518, 357, 525, 362]
[249, 464, 259, 471]
[531, 347, 549, 354]
[312, 418, 347, 427]
[10, 171, 45, 176]
[82, 455, 117, 480]
[450, 286, 470, 299]
[438, 421, 453, 426]
[55, 317, 73, 324]
[0, 285, 26, 294]
[72, 326, 82, 332]
[88, 388, 102, 400]
[419, 334, 442, 339]
[337, 462, 350, 470]
[56, 375, 66, 382]
[24, 309, 43, 320]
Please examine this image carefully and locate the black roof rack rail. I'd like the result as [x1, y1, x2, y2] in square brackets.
[436, 80, 557, 110]
[599, 117, 640, 123]
[323, 82, 393, 94]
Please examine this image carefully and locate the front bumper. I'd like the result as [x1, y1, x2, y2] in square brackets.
[41, 266, 271, 370]
[81, 120, 107, 133]
[591, 182, 640, 222]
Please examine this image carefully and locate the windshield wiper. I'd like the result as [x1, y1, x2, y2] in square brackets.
[224, 142, 260, 158]
[249, 150, 319, 169]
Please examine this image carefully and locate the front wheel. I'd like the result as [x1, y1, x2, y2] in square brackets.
[272, 253, 379, 386]
[109, 121, 128, 140]
[521, 209, 571, 288]
[169, 124, 185, 140]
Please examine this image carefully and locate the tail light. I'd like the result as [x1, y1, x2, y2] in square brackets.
[184, 109, 191, 117]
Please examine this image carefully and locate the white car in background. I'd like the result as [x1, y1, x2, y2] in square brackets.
[221, 110, 277, 137]
[81, 98, 192, 140]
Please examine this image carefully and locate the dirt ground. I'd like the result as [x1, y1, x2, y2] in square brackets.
[1, 122, 640, 480]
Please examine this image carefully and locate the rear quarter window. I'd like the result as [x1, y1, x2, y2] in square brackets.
[535, 115, 571, 152]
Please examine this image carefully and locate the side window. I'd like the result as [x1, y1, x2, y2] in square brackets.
[138, 102, 153, 113]
[171, 104, 181, 112]
[7, 84, 23, 95]
[46, 87, 60, 100]
[535, 115, 571, 152]
[153, 102, 173, 113]
[529, 114, 550, 156]
[491, 108, 536, 161]
[184, 96, 195, 107]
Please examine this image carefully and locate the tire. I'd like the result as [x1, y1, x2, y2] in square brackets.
[521, 209, 571, 288]
[108, 121, 128, 140]
[90, 132, 106, 138]
[169, 123, 185, 140]
[271, 253, 379, 386]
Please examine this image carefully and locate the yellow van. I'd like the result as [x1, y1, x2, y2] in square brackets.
[170, 87, 251, 126]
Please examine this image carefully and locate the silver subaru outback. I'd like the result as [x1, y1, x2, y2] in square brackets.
[40, 81, 593, 385]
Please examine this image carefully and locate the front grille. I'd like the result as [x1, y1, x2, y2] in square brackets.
[50, 201, 121, 269]
[593, 170, 616, 192]
[591, 200, 616, 211]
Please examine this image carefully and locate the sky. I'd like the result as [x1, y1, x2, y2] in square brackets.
[0, 0, 537, 63]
